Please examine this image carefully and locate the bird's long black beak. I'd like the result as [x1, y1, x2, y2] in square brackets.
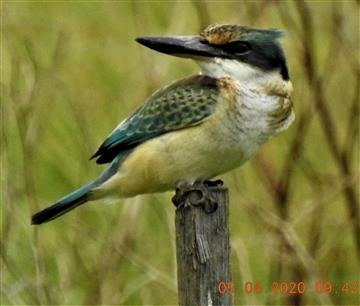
[136, 35, 233, 59]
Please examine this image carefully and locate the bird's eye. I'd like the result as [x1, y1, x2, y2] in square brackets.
[220, 41, 251, 55]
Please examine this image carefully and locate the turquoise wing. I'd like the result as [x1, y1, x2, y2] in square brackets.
[92, 75, 220, 164]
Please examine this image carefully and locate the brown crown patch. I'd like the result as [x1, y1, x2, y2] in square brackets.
[201, 24, 252, 45]
[200, 24, 236, 45]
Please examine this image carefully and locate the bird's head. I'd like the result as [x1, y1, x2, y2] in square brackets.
[136, 24, 289, 82]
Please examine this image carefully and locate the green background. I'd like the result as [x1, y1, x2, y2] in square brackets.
[2, 1, 359, 305]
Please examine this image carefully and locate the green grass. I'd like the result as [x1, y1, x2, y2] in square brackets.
[1, 1, 359, 305]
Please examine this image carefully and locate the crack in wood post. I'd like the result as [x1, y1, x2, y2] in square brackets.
[175, 184, 232, 306]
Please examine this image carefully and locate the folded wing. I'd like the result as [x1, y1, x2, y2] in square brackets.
[91, 75, 220, 164]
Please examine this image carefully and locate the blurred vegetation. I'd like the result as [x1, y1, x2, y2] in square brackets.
[1, 1, 359, 305]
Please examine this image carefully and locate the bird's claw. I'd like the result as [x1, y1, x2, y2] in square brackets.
[172, 180, 221, 214]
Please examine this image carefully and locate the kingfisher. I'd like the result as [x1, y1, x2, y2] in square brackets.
[32, 24, 294, 225]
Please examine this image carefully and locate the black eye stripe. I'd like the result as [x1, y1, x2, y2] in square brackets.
[200, 39, 251, 54]
[218, 41, 251, 54]
[200, 38, 289, 80]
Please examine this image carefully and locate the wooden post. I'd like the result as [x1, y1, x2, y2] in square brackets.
[173, 182, 232, 306]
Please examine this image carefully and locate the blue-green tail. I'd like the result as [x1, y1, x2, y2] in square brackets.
[31, 183, 95, 225]
[32, 152, 130, 225]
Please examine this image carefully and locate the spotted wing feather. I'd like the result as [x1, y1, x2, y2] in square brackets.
[92, 75, 220, 164]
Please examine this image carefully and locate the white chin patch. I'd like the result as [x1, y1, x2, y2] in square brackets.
[197, 58, 264, 82]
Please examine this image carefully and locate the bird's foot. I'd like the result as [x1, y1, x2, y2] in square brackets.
[172, 179, 222, 214]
